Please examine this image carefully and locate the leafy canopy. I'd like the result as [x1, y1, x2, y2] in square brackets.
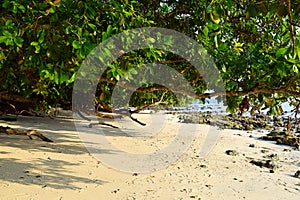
[0, 0, 300, 115]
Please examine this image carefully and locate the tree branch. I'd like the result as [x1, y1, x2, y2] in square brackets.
[286, 0, 295, 54]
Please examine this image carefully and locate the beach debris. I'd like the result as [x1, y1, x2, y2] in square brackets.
[177, 112, 300, 150]
[260, 130, 300, 149]
[264, 153, 279, 160]
[178, 113, 271, 130]
[261, 149, 269, 153]
[233, 177, 244, 182]
[196, 163, 207, 168]
[265, 160, 282, 170]
[250, 159, 281, 170]
[178, 112, 296, 132]
[294, 170, 300, 179]
[0, 125, 53, 142]
[205, 184, 213, 189]
[249, 160, 265, 168]
[283, 148, 292, 152]
[225, 150, 239, 156]
[112, 188, 120, 194]
[250, 154, 282, 170]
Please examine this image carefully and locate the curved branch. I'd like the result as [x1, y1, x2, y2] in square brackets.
[98, 74, 300, 99]
[286, 0, 295, 54]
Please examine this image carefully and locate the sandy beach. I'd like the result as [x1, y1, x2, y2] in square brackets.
[0, 112, 299, 200]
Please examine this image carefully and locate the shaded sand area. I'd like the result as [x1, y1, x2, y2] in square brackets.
[0, 113, 300, 199]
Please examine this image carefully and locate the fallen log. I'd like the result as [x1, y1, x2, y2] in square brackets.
[0, 125, 53, 142]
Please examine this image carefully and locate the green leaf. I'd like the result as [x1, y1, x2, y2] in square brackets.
[65, 26, 71, 34]
[146, 51, 152, 59]
[214, 35, 218, 48]
[88, 23, 96, 31]
[2, 30, 12, 37]
[60, 73, 69, 84]
[0, 51, 6, 62]
[207, 22, 219, 31]
[102, 32, 107, 41]
[276, 66, 286, 77]
[210, 10, 220, 24]
[54, 70, 59, 84]
[14, 37, 23, 47]
[107, 25, 112, 36]
[49, 7, 56, 14]
[84, 42, 96, 52]
[0, 36, 8, 43]
[67, 72, 77, 84]
[19, 5, 25, 13]
[2, 1, 10, 9]
[292, 65, 299, 73]
[30, 41, 39, 46]
[72, 40, 81, 49]
[79, 47, 85, 59]
[203, 27, 209, 37]
[34, 44, 41, 53]
[77, 27, 82, 37]
[276, 48, 287, 58]
[119, 18, 125, 25]
[5, 19, 14, 28]
[86, 7, 96, 18]
[38, 31, 45, 43]
[269, 107, 275, 115]
[218, 43, 227, 51]
[117, 68, 124, 76]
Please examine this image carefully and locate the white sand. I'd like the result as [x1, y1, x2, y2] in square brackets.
[0, 113, 299, 199]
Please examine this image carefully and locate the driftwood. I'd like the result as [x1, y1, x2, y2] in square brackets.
[114, 108, 146, 126]
[0, 125, 53, 142]
[75, 108, 146, 128]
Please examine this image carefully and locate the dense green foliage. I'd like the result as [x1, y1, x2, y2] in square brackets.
[0, 0, 155, 110]
[1, 0, 300, 115]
